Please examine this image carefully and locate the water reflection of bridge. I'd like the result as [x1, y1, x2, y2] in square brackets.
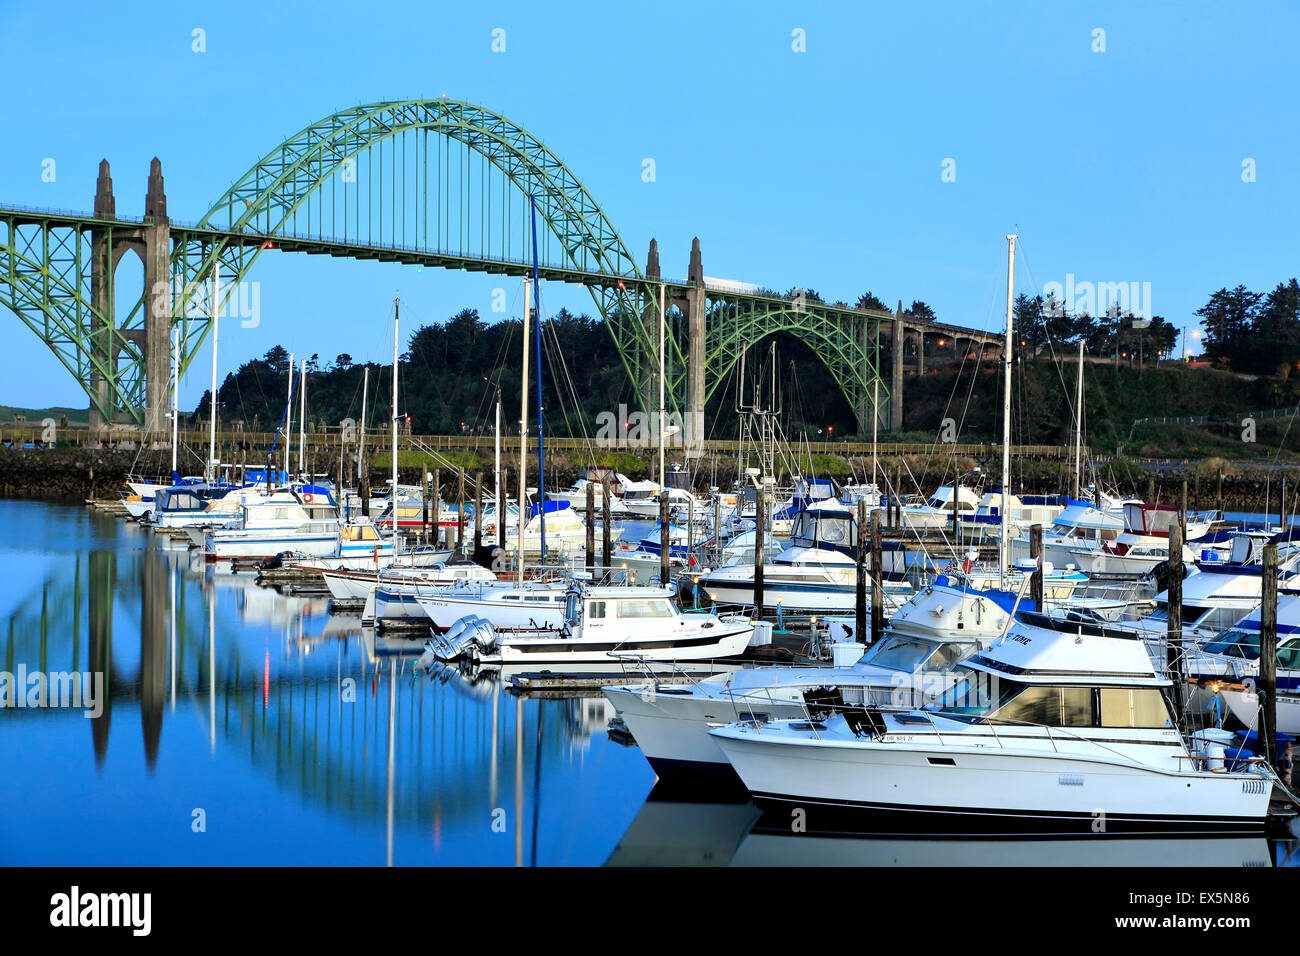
[1, 537, 606, 838]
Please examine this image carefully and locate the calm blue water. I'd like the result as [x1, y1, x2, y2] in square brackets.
[3, 499, 1300, 867]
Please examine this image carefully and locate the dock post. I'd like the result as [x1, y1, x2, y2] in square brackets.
[1181, 478, 1188, 543]
[431, 468, 440, 548]
[855, 499, 867, 644]
[602, 483, 612, 577]
[1030, 523, 1043, 610]
[457, 468, 465, 555]
[1167, 522, 1185, 727]
[585, 482, 595, 579]
[1261, 543, 1278, 768]
[870, 509, 884, 646]
[474, 472, 483, 556]
[659, 491, 670, 588]
[753, 487, 765, 619]
[421, 469, 429, 545]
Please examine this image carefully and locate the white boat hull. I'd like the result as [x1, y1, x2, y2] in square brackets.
[712, 725, 1272, 833]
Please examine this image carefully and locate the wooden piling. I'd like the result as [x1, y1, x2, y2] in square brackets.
[1261, 543, 1278, 769]
[432, 468, 440, 548]
[1167, 522, 1185, 728]
[753, 486, 765, 618]
[659, 491, 670, 587]
[870, 509, 884, 646]
[421, 469, 430, 545]
[474, 471, 483, 555]
[585, 482, 595, 578]
[1030, 523, 1043, 610]
[456, 468, 465, 554]
[602, 483, 612, 574]
[855, 499, 867, 644]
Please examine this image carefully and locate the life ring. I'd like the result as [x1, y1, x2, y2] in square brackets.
[303, 492, 314, 503]
[961, 557, 973, 574]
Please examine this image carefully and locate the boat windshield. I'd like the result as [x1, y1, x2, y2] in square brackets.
[861, 637, 938, 672]
[1203, 628, 1261, 660]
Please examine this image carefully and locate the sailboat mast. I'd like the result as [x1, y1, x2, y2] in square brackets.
[284, 352, 295, 481]
[298, 357, 307, 481]
[518, 277, 530, 585]
[1001, 234, 1017, 588]
[207, 262, 220, 484]
[1074, 339, 1084, 499]
[529, 197, 546, 563]
[658, 281, 667, 490]
[392, 298, 400, 553]
[494, 398, 502, 542]
[359, 366, 368, 479]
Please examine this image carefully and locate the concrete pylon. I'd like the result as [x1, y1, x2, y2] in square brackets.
[89, 160, 116, 433]
[142, 158, 171, 438]
[915, 329, 925, 377]
[641, 238, 660, 415]
[684, 238, 705, 458]
[890, 300, 905, 431]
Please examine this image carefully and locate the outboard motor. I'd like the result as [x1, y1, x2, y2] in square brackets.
[427, 615, 499, 661]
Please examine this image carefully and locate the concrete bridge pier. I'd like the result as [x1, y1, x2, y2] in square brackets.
[141, 159, 171, 440]
[89, 162, 117, 434]
[684, 238, 705, 458]
[87, 159, 174, 439]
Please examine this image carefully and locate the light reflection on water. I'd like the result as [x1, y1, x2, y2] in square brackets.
[1, 499, 1299, 867]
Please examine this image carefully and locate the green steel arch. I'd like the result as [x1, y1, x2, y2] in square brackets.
[168, 99, 652, 393]
[700, 290, 885, 429]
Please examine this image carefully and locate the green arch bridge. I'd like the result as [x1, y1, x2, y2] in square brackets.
[0, 99, 1002, 439]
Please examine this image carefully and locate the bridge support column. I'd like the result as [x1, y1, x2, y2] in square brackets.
[890, 302, 904, 431]
[684, 238, 705, 458]
[142, 158, 171, 441]
[855, 317, 870, 436]
[89, 161, 116, 435]
[915, 330, 925, 377]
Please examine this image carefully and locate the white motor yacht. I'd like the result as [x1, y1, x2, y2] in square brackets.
[711, 614, 1277, 833]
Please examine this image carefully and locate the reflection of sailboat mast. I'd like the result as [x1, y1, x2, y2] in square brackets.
[386, 657, 396, 867]
[169, 559, 176, 711]
[514, 696, 523, 867]
[531, 702, 543, 868]
[207, 578, 216, 753]
[490, 684, 499, 808]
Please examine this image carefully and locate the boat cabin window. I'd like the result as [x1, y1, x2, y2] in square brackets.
[1099, 687, 1171, 728]
[1203, 629, 1261, 660]
[615, 599, 674, 619]
[587, 601, 606, 620]
[995, 685, 1096, 727]
[866, 637, 939, 671]
[1277, 641, 1300, 670]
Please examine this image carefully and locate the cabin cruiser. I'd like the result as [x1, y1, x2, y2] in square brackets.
[499, 500, 589, 555]
[697, 502, 913, 613]
[960, 493, 1070, 540]
[899, 484, 981, 531]
[426, 585, 755, 666]
[145, 482, 238, 528]
[710, 613, 1277, 832]
[202, 486, 343, 560]
[1064, 503, 1214, 576]
[619, 483, 699, 519]
[367, 563, 505, 624]
[320, 559, 489, 603]
[1010, 499, 1124, 569]
[605, 580, 1026, 778]
[547, 467, 630, 507]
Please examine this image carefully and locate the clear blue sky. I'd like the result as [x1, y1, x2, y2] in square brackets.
[1, 0, 1295, 413]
